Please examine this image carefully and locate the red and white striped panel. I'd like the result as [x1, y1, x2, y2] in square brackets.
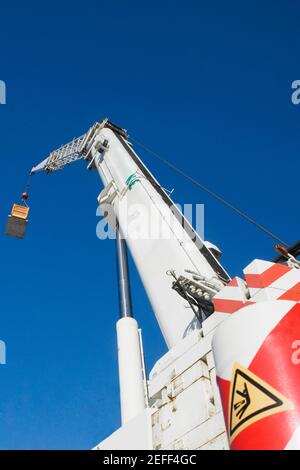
[212, 276, 253, 315]
[203, 277, 253, 335]
[243, 259, 300, 301]
[212, 300, 300, 449]
[211, 260, 300, 319]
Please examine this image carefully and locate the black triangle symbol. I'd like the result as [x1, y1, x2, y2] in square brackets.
[230, 367, 284, 437]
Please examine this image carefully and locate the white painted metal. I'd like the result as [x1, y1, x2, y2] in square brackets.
[92, 127, 229, 348]
[138, 328, 150, 408]
[148, 325, 228, 450]
[212, 300, 295, 381]
[31, 119, 230, 349]
[93, 409, 153, 450]
[95, 314, 229, 450]
[116, 317, 146, 425]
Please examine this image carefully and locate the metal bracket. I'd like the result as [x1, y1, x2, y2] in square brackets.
[97, 181, 118, 206]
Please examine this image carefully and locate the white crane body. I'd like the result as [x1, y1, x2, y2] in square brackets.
[30, 118, 300, 450]
[32, 120, 229, 348]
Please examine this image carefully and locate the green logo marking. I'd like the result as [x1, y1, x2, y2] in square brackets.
[126, 173, 141, 190]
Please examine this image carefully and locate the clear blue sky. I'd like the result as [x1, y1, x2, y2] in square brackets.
[0, 0, 299, 449]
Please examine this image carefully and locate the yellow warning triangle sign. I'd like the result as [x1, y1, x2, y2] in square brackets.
[229, 363, 293, 442]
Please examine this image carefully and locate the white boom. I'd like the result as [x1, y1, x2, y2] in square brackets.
[31, 118, 230, 349]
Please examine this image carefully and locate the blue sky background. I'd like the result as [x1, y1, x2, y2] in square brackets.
[0, 0, 299, 449]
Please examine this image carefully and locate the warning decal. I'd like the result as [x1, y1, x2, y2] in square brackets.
[229, 363, 293, 442]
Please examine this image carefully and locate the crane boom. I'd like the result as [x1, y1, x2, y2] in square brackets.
[31, 118, 230, 348]
[27, 117, 300, 450]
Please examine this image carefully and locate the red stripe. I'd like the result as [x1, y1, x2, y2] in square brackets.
[213, 299, 253, 314]
[245, 264, 291, 289]
[227, 277, 239, 287]
[217, 376, 230, 428]
[231, 303, 300, 449]
[279, 282, 300, 301]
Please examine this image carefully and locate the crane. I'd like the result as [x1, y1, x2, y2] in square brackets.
[7, 118, 300, 450]
[30, 118, 231, 347]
